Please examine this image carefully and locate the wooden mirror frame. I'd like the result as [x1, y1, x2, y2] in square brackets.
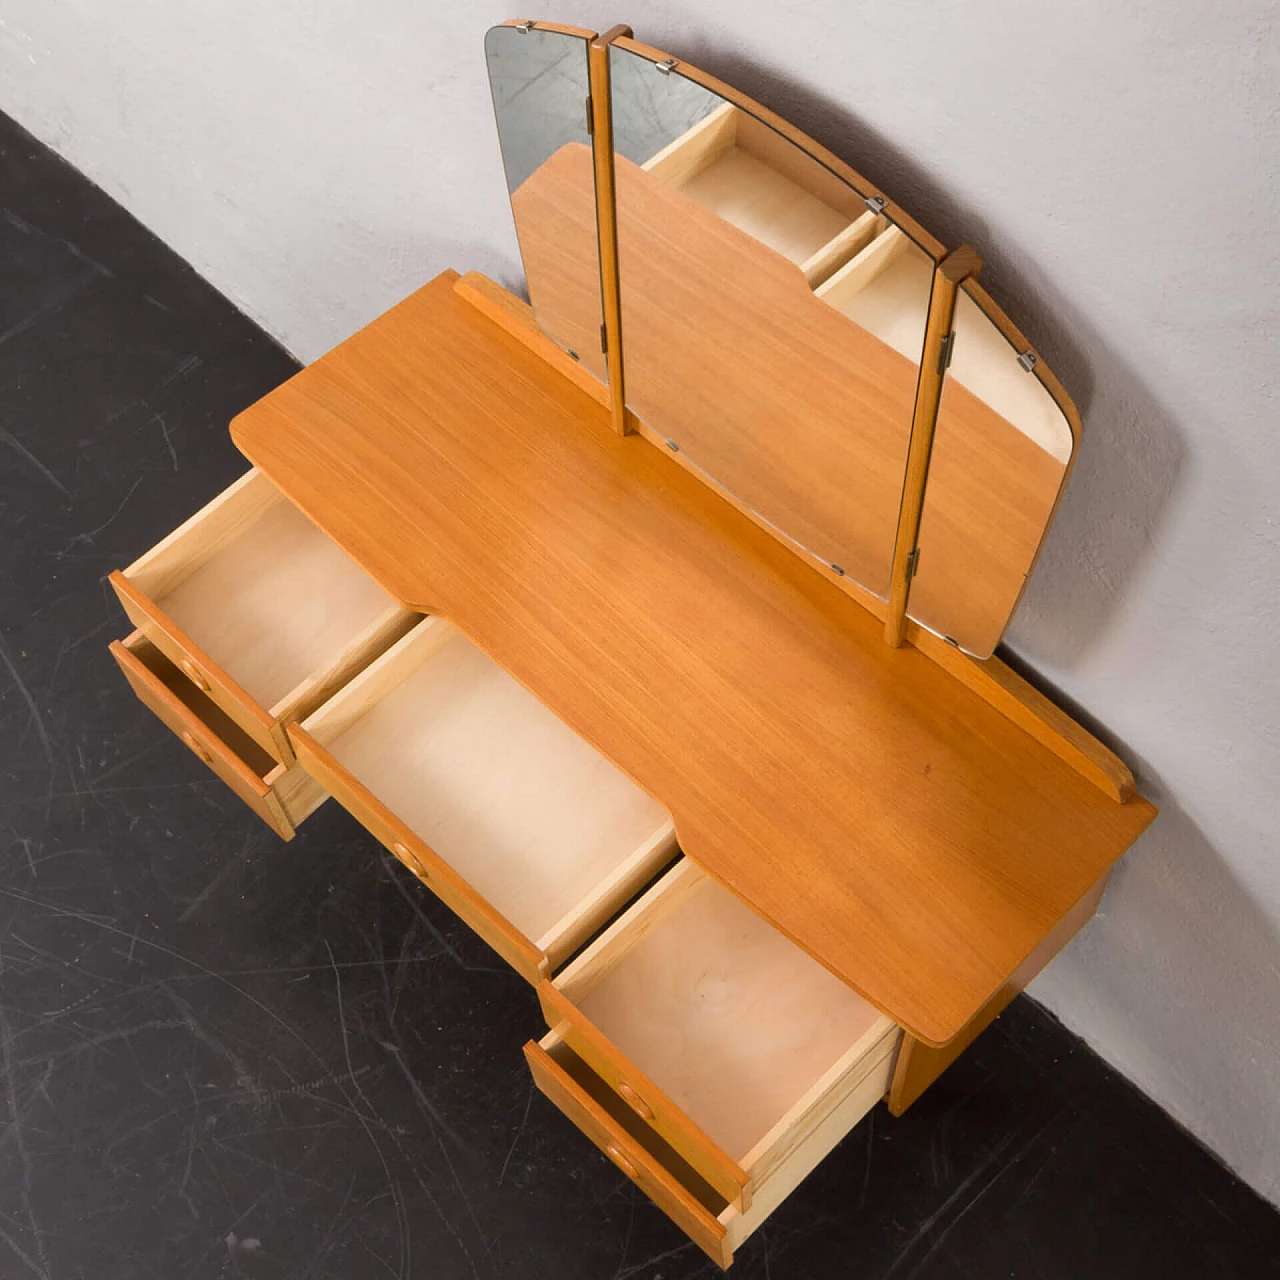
[493, 21, 1084, 663]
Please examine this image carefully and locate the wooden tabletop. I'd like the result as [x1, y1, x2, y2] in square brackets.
[232, 270, 1155, 1046]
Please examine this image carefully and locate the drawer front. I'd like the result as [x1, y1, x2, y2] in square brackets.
[110, 636, 294, 840]
[289, 726, 549, 982]
[538, 980, 749, 1209]
[525, 1036, 732, 1269]
[110, 570, 290, 765]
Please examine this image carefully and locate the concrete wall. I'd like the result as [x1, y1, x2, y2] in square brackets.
[3, 0, 1277, 1203]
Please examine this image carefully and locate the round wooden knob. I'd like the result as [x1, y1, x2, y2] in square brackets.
[605, 1144, 637, 1179]
[178, 657, 210, 692]
[181, 731, 212, 765]
[393, 841, 426, 877]
[617, 1082, 653, 1121]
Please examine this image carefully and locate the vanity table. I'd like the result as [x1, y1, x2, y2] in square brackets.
[105, 20, 1156, 1267]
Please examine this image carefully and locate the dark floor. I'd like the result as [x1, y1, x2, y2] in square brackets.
[1, 108, 1278, 1280]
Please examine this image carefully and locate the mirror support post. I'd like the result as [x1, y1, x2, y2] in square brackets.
[884, 244, 983, 647]
[589, 26, 633, 435]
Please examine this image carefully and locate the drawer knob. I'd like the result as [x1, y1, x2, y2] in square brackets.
[393, 841, 427, 878]
[181, 731, 213, 765]
[616, 1082, 653, 1120]
[178, 657, 210, 692]
[605, 1143, 638, 1180]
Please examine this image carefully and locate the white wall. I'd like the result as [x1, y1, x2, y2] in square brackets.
[4, 0, 1277, 1203]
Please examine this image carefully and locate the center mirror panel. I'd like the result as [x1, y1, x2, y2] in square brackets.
[484, 23, 607, 382]
[607, 43, 939, 600]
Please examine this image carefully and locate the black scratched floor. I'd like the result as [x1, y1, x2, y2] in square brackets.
[1, 109, 1278, 1280]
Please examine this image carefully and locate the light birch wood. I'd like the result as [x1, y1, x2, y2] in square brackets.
[541, 862, 902, 1249]
[719, 1032, 897, 1251]
[264, 758, 329, 827]
[298, 616, 676, 962]
[800, 210, 884, 287]
[155, 495, 408, 710]
[641, 100, 738, 186]
[641, 101, 868, 282]
[814, 223, 914, 312]
[124, 468, 277, 599]
[113, 468, 416, 762]
[565, 866, 893, 1164]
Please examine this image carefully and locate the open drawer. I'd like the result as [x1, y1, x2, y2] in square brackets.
[814, 224, 935, 369]
[110, 630, 326, 841]
[109, 468, 418, 766]
[530, 859, 900, 1265]
[641, 101, 889, 287]
[288, 616, 679, 984]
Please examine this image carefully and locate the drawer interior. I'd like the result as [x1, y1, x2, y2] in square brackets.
[305, 617, 676, 959]
[557, 861, 896, 1169]
[815, 225, 933, 366]
[817, 234, 1074, 459]
[641, 102, 882, 286]
[122, 469, 412, 715]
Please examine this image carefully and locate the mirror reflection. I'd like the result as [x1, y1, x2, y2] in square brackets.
[909, 284, 1076, 656]
[484, 28, 1077, 655]
[608, 45, 936, 600]
[484, 23, 605, 380]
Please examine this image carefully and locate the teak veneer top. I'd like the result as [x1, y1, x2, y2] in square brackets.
[231, 270, 1155, 1046]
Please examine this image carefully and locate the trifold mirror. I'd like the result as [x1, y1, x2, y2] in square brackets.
[484, 21, 1079, 660]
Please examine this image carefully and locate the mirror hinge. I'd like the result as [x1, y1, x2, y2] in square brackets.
[864, 194, 888, 214]
[1017, 348, 1038, 372]
[585, 96, 594, 134]
[937, 331, 956, 375]
[905, 547, 921, 580]
[600, 322, 608, 354]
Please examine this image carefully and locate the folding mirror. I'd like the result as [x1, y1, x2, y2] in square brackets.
[483, 24, 1081, 657]
[604, 39, 939, 601]
[909, 283, 1079, 656]
[484, 21, 607, 381]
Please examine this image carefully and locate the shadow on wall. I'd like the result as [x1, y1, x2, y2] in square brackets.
[265, 222, 528, 362]
[993, 661, 1280, 1200]
[652, 42, 1186, 670]
[1029, 766, 1280, 1205]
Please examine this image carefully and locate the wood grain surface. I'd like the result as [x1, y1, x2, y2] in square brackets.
[230, 269, 1156, 1047]
[512, 143, 1066, 647]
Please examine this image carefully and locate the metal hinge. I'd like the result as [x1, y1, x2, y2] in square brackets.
[600, 322, 608, 354]
[864, 195, 888, 215]
[937, 331, 956, 374]
[1016, 349, 1038, 373]
[515, 19, 534, 33]
[905, 547, 921, 579]
[655, 58, 679, 75]
[585, 96, 594, 134]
